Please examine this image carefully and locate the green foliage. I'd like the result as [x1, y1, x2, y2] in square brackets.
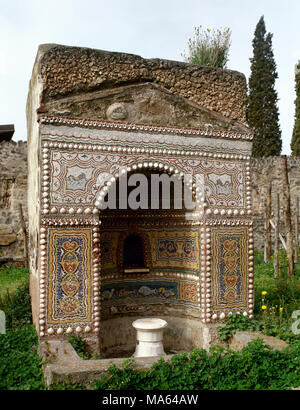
[218, 310, 300, 345]
[92, 340, 300, 390]
[255, 248, 300, 279]
[0, 325, 45, 390]
[0, 271, 45, 390]
[253, 249, 300, 320]
[218, 313, 262, 341]
[291, 61, 300, 156]
[0, 279, 32, 330]
[50, 381, 87, 390]
[0, 263, 299, 391]
[0, 266, 29, 298]
[247, 16, 282, 157]
[255, 276, 300, 316]
[67, 335, 101, 360]
[68, 335, 90, 360]
[182, 26, 231, 68]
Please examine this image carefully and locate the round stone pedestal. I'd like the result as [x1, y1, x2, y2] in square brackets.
[132, 318, 168, 358]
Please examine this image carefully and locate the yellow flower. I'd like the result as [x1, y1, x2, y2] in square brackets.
[261, 291, 267, 296]
[261, 305, 267, 310]
[279, 307, 283, 312]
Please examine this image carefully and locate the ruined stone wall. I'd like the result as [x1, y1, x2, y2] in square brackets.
[0, 141, 28, 266]
[38, 44, 247, 125]
[251, 156, 300, 250]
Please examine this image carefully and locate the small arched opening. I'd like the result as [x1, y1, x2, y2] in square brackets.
[123, 234, 148, 273]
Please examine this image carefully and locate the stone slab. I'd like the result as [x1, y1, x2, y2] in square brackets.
[39, 340, 173, 387]
[229, 331, 289, 351]
[0, 225, 14, 235]
[0, 233, 16, 246]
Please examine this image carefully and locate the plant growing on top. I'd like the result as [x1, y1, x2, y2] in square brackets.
[182, 25, 231, 68]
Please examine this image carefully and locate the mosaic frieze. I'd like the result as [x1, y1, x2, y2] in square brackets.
[47, 228, 92, 325]
[211, 227, 248, 310]
[180, 158, 245, 208]
[51, 151, 106, 204]
[46, 145, 246, 211]
[100, 278, 198, 308]
[40, 120, 253, 156]
[157, 238, 196, 261]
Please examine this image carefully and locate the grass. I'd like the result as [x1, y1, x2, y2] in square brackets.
[0, 266, 44, 390]
[253, 249, 300, 343]
[254, 248, 300, 281]
[0, 277, 32, 330]
[0, 325, 44, 390]
[0, 266, 29, 299]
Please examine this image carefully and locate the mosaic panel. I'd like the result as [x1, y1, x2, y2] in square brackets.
[99, 239, 113, 264]
[197, 160, 244, 208]
[157, 238, 197, 261]
[47, 229, 92, 325]
[100, 279, 198, 307]
[148, 230, 200, 271]
[211, 227, 248, 309]
[99, 231, 119, 270]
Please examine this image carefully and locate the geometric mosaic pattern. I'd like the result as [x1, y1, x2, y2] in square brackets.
[157, 238, 197, 261]
[149, 230, 200, 272]
[47, 229, 92, 325]
[50, 149, 246, 211]
[211, 227, 248, 310]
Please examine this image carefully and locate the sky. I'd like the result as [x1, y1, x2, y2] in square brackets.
[0, 0, 299, 155]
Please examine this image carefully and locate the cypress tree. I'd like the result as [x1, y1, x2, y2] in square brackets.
[247, 16, 282, 157]
[291, 61, 300, 156]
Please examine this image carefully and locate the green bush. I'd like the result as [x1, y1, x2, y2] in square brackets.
[218, 310, 300, 345]
[253, 249, 300, 324]
[254, 277, 300, 317]
[217, 313, 262, 341]
[67, 335, 101, 360]
[92, 339, 300, 390]
[0, 270, 44, 390]
[0, 325, 45, 390]
[0, 280, 32, 330]
[68, 335, 90, 360]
